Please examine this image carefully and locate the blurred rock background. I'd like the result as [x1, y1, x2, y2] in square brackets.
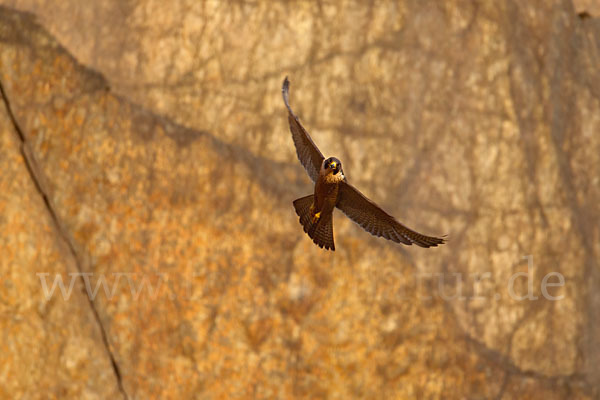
[0, 0, 599, 398]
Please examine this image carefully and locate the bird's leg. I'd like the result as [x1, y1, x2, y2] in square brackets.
[313, 212, 321, 222]
[309, 204, 321, 223]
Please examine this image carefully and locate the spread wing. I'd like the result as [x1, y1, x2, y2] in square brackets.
[336, 182, 446, 248]
[282, 77, 324, 182]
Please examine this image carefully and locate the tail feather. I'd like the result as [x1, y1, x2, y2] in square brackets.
[310, 214, 335, 251]
[293, 195, 314, 234]
[293, 195, 335, 251]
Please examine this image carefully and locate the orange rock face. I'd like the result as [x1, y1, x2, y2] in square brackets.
[0, 2, 599, 399]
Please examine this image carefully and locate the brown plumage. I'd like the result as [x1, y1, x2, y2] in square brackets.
[282, 77, 446, 251]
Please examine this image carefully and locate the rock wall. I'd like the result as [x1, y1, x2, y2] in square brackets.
[0, 1, 599, 399]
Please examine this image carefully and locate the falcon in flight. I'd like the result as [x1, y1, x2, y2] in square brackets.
[282, 77, 445, 251]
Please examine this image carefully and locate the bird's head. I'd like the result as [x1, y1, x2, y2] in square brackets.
[322, 157, 345, 182]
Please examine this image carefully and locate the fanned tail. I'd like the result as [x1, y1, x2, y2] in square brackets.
[293, 195, 335, 251]
[293, 195, 315, 233]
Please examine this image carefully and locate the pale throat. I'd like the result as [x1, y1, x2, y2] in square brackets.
[323, 171, 345, 183]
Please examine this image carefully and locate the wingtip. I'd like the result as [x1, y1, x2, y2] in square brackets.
[282, 76, 293, 113]
[282, 76, 290, 96]
[431, 235, 448, 247]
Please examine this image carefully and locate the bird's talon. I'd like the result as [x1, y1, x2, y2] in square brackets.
[312, 211, 321, 223]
